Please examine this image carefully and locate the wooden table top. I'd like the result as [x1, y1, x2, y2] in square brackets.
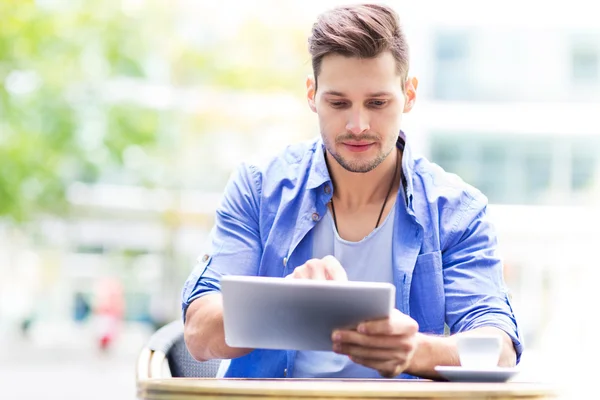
[137, 378, 557, 399]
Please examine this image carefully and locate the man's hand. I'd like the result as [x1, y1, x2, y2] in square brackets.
[286, 255, 348, 281]
[332, 309, 419, 378]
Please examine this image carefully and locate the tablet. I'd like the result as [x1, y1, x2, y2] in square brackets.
[221, 275, 395, 351]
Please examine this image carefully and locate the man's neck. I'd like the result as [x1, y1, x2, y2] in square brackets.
[326, 148, 401, 211]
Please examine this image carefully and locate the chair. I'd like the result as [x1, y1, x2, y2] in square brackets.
[137, 320, 221, 380]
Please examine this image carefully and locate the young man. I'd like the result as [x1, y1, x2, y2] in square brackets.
[182, 3, 522, 379]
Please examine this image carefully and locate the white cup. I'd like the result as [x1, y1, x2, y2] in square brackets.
[456, 335, 502, 369]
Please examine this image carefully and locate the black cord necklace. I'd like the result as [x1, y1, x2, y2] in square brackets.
[330, 153, 399, 232]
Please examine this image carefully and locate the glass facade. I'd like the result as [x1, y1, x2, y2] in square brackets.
[430, 133, 600, 205]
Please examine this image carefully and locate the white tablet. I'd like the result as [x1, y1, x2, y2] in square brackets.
[221, 275, 395, 352]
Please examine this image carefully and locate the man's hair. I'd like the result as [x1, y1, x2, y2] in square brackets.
[308, 4, 409, 90]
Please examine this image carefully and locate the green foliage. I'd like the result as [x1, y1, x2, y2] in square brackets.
[0, 0, 164, 221]
[0, 0, 308, 222]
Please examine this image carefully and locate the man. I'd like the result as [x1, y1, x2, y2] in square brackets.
[182, 3, 522, 379]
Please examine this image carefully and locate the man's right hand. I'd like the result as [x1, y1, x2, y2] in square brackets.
[285, 255, 348, 281]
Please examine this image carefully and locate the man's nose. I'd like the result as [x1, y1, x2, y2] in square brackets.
[345, 108, 370, 135]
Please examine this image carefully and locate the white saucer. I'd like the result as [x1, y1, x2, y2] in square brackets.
[434, 366, 520, 383]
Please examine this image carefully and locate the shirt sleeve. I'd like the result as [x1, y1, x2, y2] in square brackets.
[442, 191, 524, 363]
[181, 163, 262, 321]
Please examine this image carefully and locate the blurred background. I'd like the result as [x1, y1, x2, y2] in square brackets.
[1, 0, 599, 398]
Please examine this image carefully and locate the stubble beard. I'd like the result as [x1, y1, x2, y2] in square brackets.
[324, 133, 397, 173]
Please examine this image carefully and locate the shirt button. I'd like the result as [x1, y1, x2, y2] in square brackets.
[283, 257, 288, 267]
[311, 212, 320, 222]
[201, 254, 210, 262]
[324, 185, 331, 194]
[283, 368, 288, 377]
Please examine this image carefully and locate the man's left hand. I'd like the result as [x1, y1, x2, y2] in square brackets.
[331, 309, 419, 378]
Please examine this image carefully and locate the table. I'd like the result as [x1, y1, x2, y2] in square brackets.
[137, 378, 557, 399]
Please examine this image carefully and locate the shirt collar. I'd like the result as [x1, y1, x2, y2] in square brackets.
[306, 138, 331, 190]
[398, 131, 415, 210]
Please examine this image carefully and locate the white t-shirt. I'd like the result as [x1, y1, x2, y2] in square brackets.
[293, 206, 396, 378]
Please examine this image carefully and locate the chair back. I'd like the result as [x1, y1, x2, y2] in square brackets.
[137, 320, 221, 380]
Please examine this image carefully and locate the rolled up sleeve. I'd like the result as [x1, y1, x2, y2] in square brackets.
[442, 192, 524, 363]
[181, 163, 263, 321]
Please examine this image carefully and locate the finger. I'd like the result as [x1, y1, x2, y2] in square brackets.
[348, 357, 404, 378]
[333, 330, 410, 350]
[358, 310, 418, 336]
[322, 255, 347, 281]
[304, 259, 328, 280]
[333, 343, 402, 361]
[287, 267, 310, 279]
[378, 364, 404, 379]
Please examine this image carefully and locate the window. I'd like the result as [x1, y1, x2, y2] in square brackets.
[571, 45, 599, 84]
[433, 31, 472, 100]
[429, 133, 600, 205]
[571, 139, 599, 191]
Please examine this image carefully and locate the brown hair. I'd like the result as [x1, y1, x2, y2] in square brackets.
[308, 4, 409, 90]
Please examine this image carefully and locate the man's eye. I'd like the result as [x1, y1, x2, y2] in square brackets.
[330, 101, 348, 108]
[369, 100, 388, 107]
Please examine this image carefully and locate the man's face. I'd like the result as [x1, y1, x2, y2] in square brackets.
[307, 51, 417, 173]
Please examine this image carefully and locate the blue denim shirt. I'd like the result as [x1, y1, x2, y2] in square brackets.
[182, 136, 523, 378]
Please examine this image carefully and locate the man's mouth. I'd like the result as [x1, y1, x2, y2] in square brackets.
[342, 142, 375, 152]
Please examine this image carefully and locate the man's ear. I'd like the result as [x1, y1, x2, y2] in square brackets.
[306, 75, 317, 113]
[403, 76, 418, 113]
